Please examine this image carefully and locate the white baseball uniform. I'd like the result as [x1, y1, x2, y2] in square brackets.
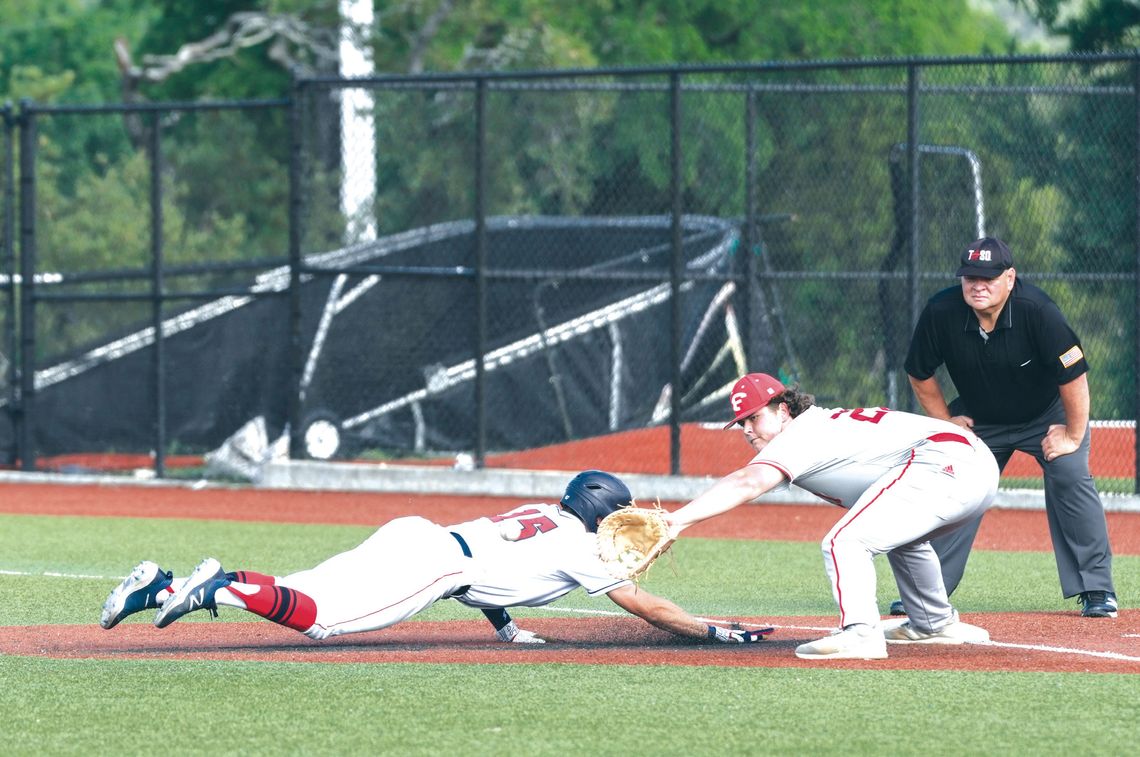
[274, 504, 628, 639]
[749, 405, 999, 632]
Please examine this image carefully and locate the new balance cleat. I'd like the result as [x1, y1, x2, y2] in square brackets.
[153, 558, 230, 629]
[884, 618, 989, 644]
[1079, 591, 1118, 618]
[795, 624, 888, 660]
[100, 561, 173, 630]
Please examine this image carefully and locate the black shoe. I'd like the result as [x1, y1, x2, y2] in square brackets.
[1079, 591, 1118, 618]
[888, 599, 906, 616]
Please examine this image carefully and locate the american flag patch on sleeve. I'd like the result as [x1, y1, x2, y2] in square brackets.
[1058, 345, 1085, 368]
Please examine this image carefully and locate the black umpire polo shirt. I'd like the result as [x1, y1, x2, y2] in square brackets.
[904, 279, 1088, 425]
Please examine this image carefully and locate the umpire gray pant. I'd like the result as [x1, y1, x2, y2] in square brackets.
[934, 395, 1115, 599]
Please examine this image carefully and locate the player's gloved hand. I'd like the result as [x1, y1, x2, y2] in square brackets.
[707, 624, 774, 643]
[494, 620, 546, 644]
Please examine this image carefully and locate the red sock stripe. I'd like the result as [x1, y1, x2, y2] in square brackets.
[270, 587, 293, 624]
[281, 588, 317, 631]
[229, 570, 276, 585]
[238, 585, 318, 632]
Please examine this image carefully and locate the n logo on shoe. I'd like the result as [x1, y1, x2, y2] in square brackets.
[188, 589, 206, 610]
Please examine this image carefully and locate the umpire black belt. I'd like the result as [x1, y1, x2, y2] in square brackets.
[449, 531, 472, 597]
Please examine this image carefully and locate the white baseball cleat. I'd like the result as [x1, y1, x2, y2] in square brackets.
[153, 557, 230, 629]
[100, 560, 173, 630]
[795, 624, 888, 660]
[884, 619, 990, 644]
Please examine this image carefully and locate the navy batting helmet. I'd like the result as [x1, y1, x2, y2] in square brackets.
[560, 470, 633, 533]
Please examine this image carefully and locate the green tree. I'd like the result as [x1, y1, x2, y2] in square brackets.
[11, 0, 1127, 422]
[1007, 1, 1138, 416]
[1015, 0, 1140, 50]
[366, 0, 1016, 225]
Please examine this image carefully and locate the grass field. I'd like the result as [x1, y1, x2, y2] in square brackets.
[1000, 475, 1135, 495]
[2, 511, 1139, 756]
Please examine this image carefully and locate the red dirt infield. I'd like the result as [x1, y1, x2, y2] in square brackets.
[485, 423, 1138, 479]
[2, 613, 1138, 673]
[2, 481, 1138, 672]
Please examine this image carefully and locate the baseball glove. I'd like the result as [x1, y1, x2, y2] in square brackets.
[595, 506, 676, 580]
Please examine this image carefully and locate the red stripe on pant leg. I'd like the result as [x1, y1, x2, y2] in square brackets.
[828, 451, 914, 627]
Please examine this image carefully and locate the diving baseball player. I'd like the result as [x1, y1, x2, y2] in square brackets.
[666, 372, 1000, 660]
[100, 470, 768, 645]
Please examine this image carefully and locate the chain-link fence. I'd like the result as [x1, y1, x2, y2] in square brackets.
[3, 52, 1138, 492]
[2, 98, 291, 476]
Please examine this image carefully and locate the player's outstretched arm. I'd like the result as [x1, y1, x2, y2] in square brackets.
[605, 584, 769, 643]
[667, 463, 784, 532]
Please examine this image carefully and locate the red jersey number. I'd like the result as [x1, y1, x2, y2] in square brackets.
[829, 407, 889, 424]
[488, 508, 558, 540]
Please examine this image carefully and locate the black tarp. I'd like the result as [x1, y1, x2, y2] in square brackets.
[0, 215, 746, 459]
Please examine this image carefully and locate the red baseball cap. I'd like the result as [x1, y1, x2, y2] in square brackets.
[723, 372, 786, 429]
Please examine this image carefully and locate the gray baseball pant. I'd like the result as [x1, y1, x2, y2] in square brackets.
[933, 395, 1115, 599]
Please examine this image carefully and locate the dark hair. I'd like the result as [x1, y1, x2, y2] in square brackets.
[769, 386, 814, 418]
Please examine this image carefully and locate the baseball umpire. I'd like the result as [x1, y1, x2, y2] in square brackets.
[898, 237, 1117, 618]
[100, 470, 767, 645]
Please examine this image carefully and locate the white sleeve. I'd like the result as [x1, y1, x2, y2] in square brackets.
[558, 534, 632, 596]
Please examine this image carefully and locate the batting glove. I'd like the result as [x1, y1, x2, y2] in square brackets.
[494, 620, 546, 644]
[707, 624, 774, 643]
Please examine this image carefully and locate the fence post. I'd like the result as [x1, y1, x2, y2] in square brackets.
[148, 113, 167, 478]
[1134, 54, 1140, 494]
[670, 70, 683, 476]
[905, 64, 921, 413]
[474, 77, 488, 469]
[743, 88, 757, 369]
[17, 100, 36, 470]
[288, 74, 305, 460]
[2, 102, 14, 465]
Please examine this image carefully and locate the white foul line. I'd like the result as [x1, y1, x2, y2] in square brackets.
[1, 569, 114, 580]
[768, 620, 1140, 663]
[975, 639, 1140, 662]
[547, 609, 1140, 663]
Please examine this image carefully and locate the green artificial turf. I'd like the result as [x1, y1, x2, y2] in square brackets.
[2, 514, 1127, 625]
[2, 657, 1137, 756]
[2, 512, 1138, 755]
[1000, 475, 1135, 494]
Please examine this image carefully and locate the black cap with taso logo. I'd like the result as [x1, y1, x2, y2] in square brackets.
[955, 237, 1014, 279]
